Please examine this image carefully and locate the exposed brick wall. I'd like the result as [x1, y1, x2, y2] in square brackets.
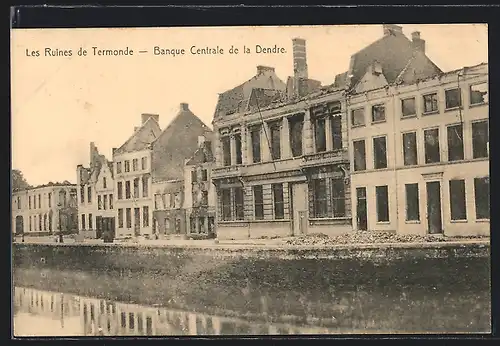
[151, 109, 212, 182]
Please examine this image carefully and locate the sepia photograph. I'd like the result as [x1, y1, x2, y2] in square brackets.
[11, 23, 490, 336]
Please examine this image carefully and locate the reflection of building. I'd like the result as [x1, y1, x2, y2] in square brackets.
[13, 287, 82, 333]
[183, 135, 216, 238]
[77, 142, 115, 238]
[12, 182, 77, 236]
[14, 286, 334, 336]
[349, 60, 489, 236]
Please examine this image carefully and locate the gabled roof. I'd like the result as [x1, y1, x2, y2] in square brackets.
[152, 107, 211, 149]
[344, 30, 442, 90]
[114, 116, 162, 156]
[394, 50, 443, 85]
[95, 156, 114, 182]
[151, 104, 213, 182]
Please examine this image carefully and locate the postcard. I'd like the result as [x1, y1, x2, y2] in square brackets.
[11, 23, 490, 337]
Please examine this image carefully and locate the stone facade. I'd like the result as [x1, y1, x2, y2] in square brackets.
[348, 63, 489, 236]
[183, 135, 217, 238]
[211, 24, 488, 239]
[152, 179, 186, 237]
[77, 142, 115, 239]
[113, 114, 162, 238]
[211, 39, 352, 240]
[12, 183, 78, 236]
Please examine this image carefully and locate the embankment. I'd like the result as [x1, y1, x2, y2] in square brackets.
[12, 242, 492, 333]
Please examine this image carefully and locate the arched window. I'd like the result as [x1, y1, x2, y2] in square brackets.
[48, 212, 53, 231]
[43, 214, 47, 231]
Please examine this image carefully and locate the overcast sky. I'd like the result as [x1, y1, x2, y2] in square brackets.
[11, 24, 488, 186]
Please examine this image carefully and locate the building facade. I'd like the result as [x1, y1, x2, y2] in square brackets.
[77, 142, 115, 238]
[211, 38, 352, 240]
[152, 179, 186, 237]
[113, 114, 162, 238]
[150, 103, 213, 238]
[12, 182, 78, 236]
[183, 135, 216, 238]
[349, 62, 489, 236]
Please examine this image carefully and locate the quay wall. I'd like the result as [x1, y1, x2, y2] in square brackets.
[12, 242, 490, 283]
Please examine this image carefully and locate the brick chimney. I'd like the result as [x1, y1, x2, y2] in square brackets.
[180, 103, 190, 111]
[89, 142, 100, 170]
[292, 38, 309, 97]
[256, 65, 275, 75]
[141, 113, 160, 125]
[383, 24, 403, 36]
[411, 31, 425, 53]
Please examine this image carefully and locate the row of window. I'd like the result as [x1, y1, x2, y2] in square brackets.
[97, 194, 114, 210]
[351, 82, 488, 127]
[362, 176, 490, 224]
[116, 157, 148, 174]
[353, 119, 489, 172]
[117, 207, 150, 229]
[220, 180, 349, 222]
[221, 111, 343, 166]
[80, 179, 110, 204]
[154, 193, 182, 210]
[81, 186, 92, 204]
[117, 176, 149, 200]
[25, 193, 52, 210]
[28, 213, 53, 232]
[81, 213, 94, 230]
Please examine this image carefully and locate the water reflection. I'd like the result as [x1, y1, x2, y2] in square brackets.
[13, 287, 334, 336]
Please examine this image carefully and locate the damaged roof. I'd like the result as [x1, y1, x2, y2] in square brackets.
[113, 116, 162, 156]
[213, 67, 286, 119]
[343, 29, 442, 90]
[151, 104, 213, 182]
[185, 140, 215, 166]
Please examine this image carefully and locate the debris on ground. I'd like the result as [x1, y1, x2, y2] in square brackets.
[284, 231, 489, 246]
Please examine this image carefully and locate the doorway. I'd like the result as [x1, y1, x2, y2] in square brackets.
[356, 187, 368, 231]
[426, 181, 443, 234]
[15, 215, 24, 235]
[290, 183, 308, 236]
[134, 208, 141, 236]
[96, 216, 103, 239]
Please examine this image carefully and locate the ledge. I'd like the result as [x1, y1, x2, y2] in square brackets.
[12, 239, 490, 251]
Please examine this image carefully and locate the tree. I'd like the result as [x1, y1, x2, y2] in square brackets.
[12, 169, 31, 190]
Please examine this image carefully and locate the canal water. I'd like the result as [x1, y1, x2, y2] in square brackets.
[13, 286, 338, 336]
[12, 259, 491, 336]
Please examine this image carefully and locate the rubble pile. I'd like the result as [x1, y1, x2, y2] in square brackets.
[284, 231, 487, 246]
